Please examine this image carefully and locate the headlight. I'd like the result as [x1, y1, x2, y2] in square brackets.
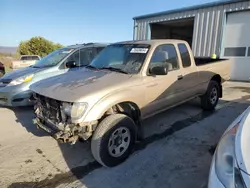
[8, 74, 34, 86]
[62, 102, 87, 120]
[71, 102, 88, 120]
[215, 121, 246, 188]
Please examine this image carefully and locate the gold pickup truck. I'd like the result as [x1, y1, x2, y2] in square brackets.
[31, 40, 230, 167]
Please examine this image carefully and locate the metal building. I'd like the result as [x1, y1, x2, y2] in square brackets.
[133, 0, 250, 81]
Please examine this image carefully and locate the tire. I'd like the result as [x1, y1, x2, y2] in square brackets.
[91, 114, 136, 167]
[200, 80, 220, 111]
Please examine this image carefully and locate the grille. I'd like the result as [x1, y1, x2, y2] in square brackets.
[35, 93, 64, 124]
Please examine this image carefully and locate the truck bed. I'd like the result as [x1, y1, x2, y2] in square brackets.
[195, 57, 231, 82]
[194, 57, 228, 66]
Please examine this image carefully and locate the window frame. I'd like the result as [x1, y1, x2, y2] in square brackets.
[59, 47, 102, 69]
[96, 47, 105, 54]
[147, 44, 180, 75]
[58, 48, 79, 69]
[177, 43, 192, 68]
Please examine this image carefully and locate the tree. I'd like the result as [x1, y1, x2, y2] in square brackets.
[18, 37, 64, 57]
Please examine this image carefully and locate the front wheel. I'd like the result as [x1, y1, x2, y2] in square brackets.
[200, 80, 220, 111]
[91, 114, 136, 167]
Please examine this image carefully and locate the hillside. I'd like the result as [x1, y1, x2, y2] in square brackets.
[0, 46, 17, 54]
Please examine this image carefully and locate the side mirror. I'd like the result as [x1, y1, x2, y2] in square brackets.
[150, 65, 168, 75]
[65, 61, 77, 68]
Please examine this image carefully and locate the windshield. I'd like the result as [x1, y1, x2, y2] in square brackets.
[32, 48, 75, 68]
[90, 44, 150, 74]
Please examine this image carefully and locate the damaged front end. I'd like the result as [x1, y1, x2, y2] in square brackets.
[33, 93, 97, 144]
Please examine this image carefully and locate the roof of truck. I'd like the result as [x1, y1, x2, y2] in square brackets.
[66, 43, 110, 49]
[114, 39, 186, 45]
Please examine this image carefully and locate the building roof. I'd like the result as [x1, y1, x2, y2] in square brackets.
[133, 0, 247, 20]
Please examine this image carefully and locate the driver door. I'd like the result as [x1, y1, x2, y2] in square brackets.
[141, 44, 184, 118]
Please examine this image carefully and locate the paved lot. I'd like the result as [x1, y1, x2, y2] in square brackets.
[1, 81, 250, 188]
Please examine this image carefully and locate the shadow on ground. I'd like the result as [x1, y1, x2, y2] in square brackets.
[12, 106, 48, 137]
[8, 86, 250, 188]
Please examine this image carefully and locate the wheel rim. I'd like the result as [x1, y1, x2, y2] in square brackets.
[210, 87, 218, 105]
[108, 127, 131, 157]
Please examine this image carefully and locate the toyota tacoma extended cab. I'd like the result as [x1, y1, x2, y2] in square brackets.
[31, 40, 231, 167]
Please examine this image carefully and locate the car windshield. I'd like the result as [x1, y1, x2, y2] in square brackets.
[90, 44, 150, 74]
[32, 48, 75, 68]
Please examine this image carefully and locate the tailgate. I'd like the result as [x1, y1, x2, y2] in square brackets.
[11, 60, 36, 69]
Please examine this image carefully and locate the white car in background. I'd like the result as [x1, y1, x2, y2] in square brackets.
[10, 55, 41, 69]
[208, 106, 250, 188]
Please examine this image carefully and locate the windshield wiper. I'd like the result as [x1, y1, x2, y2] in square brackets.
[100, 67, 128, 74]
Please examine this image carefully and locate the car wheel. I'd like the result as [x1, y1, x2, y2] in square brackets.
[200, 80, 220, 111]
[91, 114, 136, 167]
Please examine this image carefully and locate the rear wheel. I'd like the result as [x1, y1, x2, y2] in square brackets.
[200, 80, 220, 111]
[91, 114, 136, 167]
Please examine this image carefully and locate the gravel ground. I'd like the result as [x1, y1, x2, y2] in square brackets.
[1, 81, 250, 188]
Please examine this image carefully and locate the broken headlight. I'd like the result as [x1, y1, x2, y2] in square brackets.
[71, 102, 88, 120]
[62, 102, 88, 120]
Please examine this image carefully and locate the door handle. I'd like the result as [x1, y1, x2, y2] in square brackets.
[177, 75, 183, 80]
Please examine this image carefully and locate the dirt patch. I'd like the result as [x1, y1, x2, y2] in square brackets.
[36, 149, 43, 154]
[25, 159, 32, 164]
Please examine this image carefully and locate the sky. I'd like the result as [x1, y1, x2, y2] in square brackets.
[0, 0, 216, 47]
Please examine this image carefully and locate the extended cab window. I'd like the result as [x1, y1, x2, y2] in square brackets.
[178, 44, 191, 68]
[149, 44, 179, 72]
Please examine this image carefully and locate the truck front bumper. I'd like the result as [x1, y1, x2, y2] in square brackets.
[33, 117, 79, 143]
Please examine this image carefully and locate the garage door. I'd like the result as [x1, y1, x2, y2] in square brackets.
[221, 11, 250, 81]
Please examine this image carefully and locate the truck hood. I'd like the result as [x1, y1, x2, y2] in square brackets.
[30, 68, 134, 102]
[235, 106, 250, 175]
[0, 66, 45, 80]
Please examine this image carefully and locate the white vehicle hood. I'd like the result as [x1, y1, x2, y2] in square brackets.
[235, 106, 250, 175]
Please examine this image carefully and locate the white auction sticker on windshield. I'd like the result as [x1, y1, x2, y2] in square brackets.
[130, 48, 149, 53]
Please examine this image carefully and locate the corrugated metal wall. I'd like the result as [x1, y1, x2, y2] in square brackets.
[134, 1, 250, 57]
